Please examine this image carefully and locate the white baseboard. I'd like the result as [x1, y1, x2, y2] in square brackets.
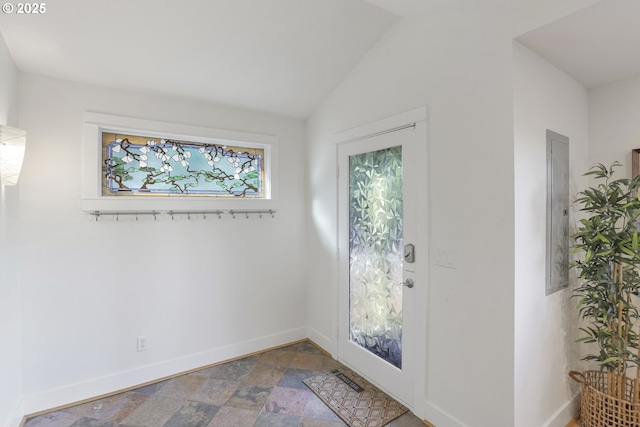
[423, 394, 580, 427]
[306, 326, 332, 354]
[3, 397, 25, 427]
[424, 400, 469, 427]
[542, 394, 580, 427]
[23, 326, 307, 416]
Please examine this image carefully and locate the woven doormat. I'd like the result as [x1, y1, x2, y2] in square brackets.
[303, 368, 409, 427]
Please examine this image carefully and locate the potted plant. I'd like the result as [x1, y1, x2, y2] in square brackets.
[569, 162, 640, 426]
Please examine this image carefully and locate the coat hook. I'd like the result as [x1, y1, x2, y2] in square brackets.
[116, 212, 119, 221]
[203, 212, 207, 220]
[230, 210, 236, 219]
[94, 211, 100, 222]
[218, 212, 222, 219]
[259, 211, 263, 219]
[153, 212, 157, 221]
[246, 212, 249, 219]
[270, 210, 275, 218]
[135, 212, 138, 221]
[187, 212, 191, 220]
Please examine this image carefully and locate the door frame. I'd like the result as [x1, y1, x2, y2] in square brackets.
[331, 107, 428, 418]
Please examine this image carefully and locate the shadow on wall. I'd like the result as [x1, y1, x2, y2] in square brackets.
[564, 179, 593, 397]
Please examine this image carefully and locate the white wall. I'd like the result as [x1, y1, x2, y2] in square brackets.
[0, 31, 23, 427]
[17, 73, 308, 413]
[0, 35, 17, 125]
[513, 42, 589, 427]
[588, 74, 640, 175]
[307, 6, 516, 426]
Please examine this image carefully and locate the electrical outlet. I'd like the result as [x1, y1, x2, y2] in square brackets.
[137, 336, 148, 352]
[433, 247, 456, 269]
[444, 249, 456, 268]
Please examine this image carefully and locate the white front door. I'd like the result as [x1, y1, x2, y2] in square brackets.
[337, 120, 422, 408]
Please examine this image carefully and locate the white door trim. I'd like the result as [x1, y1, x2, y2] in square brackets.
[331, 106, 428, 419]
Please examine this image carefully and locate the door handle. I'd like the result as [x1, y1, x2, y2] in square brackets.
[403, 278, 414, 289]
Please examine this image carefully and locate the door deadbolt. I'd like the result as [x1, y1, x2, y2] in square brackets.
[404, 278, 414, 288]
[404, 244, 415, 263]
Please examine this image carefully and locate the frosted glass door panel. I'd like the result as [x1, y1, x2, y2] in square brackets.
[349, 146, 403, 368]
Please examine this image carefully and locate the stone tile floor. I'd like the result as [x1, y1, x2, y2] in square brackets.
[24, 341, 425, 427]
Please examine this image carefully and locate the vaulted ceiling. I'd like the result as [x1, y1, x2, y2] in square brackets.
[0, 0, 638, 119]
[0, 0, 397, 118]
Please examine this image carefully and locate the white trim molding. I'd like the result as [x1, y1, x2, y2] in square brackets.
[332, 105, 428, 419]
[4, 397, 24, 427]
[542, 394, 581, 427]
[82, 112, 279, 212]
[424, 400, 470, 427]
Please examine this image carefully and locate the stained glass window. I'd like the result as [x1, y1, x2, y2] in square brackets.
[349, 146, 403, 368]
[102, 132, 265, 197]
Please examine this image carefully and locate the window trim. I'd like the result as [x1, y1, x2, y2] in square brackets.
[82, 112, 278, 212]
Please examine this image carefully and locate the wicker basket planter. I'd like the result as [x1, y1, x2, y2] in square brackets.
[570, 370, 640, 427]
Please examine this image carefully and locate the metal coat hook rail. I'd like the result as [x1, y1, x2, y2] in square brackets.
[228, 209, 276, 219]
[167, 210, 225, 220]
[90, 209, 276, 221]
[91, 211, 160, 221]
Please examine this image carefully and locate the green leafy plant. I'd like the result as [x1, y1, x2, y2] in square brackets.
[571, 162, 640, 389]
